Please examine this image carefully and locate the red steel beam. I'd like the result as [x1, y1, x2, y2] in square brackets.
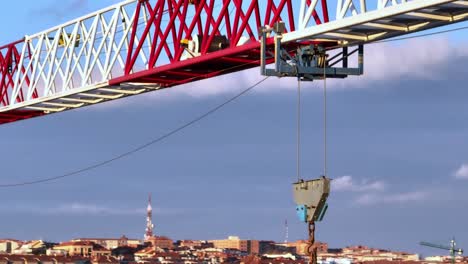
[0, 0, 332, 125]
[122, 0, 331, 86]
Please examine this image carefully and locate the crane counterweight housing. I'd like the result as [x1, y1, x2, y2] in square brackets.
[293, 177, 330, 223]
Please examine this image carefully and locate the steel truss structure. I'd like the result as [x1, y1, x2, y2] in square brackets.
[0, 0, 467, 124]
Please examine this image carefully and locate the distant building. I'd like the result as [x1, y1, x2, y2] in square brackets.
[53, 241, 94, 257]
[152, 252, 183, 263]
[91, 244, 111, 258]
[134, 246, 165, 261]
[318, 257, 352, 264]
[46, 248, 68, 256]
[318, 245, 420, 263]
[146, 236, 174, 249]
[0, 254, 119, 264]
[343, 245, 371, 254]
[425, 255, 464, 263]
[111, 245, 144, 262]
[13, 240, 55, 255]
[284, 240, 328, 256]
[92, 256, 119, 264]
[0, 239, 22, 253]
[177, 240, 214, 249]
[259, 241, 296, 255]
[209, 236, 259, 254]
[259, 241, 276, 255]
[241, 255, 305, 264]
[425, 256, 445, 262]
[72, 236, 140, 250]
[53, 241, 116, 258]
[178, 240, 202, 248]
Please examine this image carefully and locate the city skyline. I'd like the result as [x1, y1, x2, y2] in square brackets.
[0, 192, 462, 257]
[0, 235, 445, 264]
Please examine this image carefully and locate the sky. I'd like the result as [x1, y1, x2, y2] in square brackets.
[1, 0, 468, 258]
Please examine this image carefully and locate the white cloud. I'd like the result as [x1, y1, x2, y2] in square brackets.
[333, 175, 385, 192]
[454, 163, 468, 179]
[168, 36, 468, 96]
[0, 203, 214, 216]
[329, 36, 468, 89]
[0, 203, 145, 216]
[45, 203, 146, 215]
[42, 203, 145, 215]
[333, 176, 434, 206]
[170, 36, 468, 97]
[355, 191, 430, 206]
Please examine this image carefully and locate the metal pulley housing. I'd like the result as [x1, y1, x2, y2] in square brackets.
[297, 45, 328, 68]
[293, 177, 330, 223]
[260, 22, 364, 81]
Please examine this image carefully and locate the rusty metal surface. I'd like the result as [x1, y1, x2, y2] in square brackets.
[307, 222, 317, 264]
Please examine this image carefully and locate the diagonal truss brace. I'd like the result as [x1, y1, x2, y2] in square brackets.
[1, 0, 468, 125]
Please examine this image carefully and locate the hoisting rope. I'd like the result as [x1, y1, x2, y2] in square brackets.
[323, 57, 328, 178]
[306, 55, 328, 264]
[297, 77, 302, 182]
[295, 68, 317, 264]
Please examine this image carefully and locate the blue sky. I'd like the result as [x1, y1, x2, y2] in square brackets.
[1, 0, 468, 257]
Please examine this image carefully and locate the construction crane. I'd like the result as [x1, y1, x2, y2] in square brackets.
[1, 0, 468, 124]
[420, 239, 464, 264]
[1, 2, 468, 264]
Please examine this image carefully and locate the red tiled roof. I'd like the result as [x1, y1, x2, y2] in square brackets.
[74, 236, 139, 241]
[0, 254, 88, 263]
[135, 247, 157, 255]
[0, 239, 22, 243]
[92, 244, 110, 251]
[361, 261, 420, 264]
[147, 236, 172, 241]
[91, 256, 119, 263]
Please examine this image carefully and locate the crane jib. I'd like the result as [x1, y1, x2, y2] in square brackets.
[0, 0, 467, 125]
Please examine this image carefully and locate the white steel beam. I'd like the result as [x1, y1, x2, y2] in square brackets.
[363, 22, 408, 31]
[99, 88, 147, 95]
[25, 106, 66, 112]
[61, 98, 104, 104]
[283, 0, 460, 44]
[407, 12, 454, 21]
[42, 102, 85, 108]
[78, 93, 125, 100]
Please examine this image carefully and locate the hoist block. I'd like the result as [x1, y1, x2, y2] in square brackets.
[293, 177, 330, 223]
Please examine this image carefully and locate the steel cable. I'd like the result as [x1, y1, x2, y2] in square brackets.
[0, 76, 269, 187]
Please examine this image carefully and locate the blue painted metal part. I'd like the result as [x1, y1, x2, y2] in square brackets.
[296, 205, 307, 222]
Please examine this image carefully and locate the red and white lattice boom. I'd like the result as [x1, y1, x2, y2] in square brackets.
[0, 0, 467, 124]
